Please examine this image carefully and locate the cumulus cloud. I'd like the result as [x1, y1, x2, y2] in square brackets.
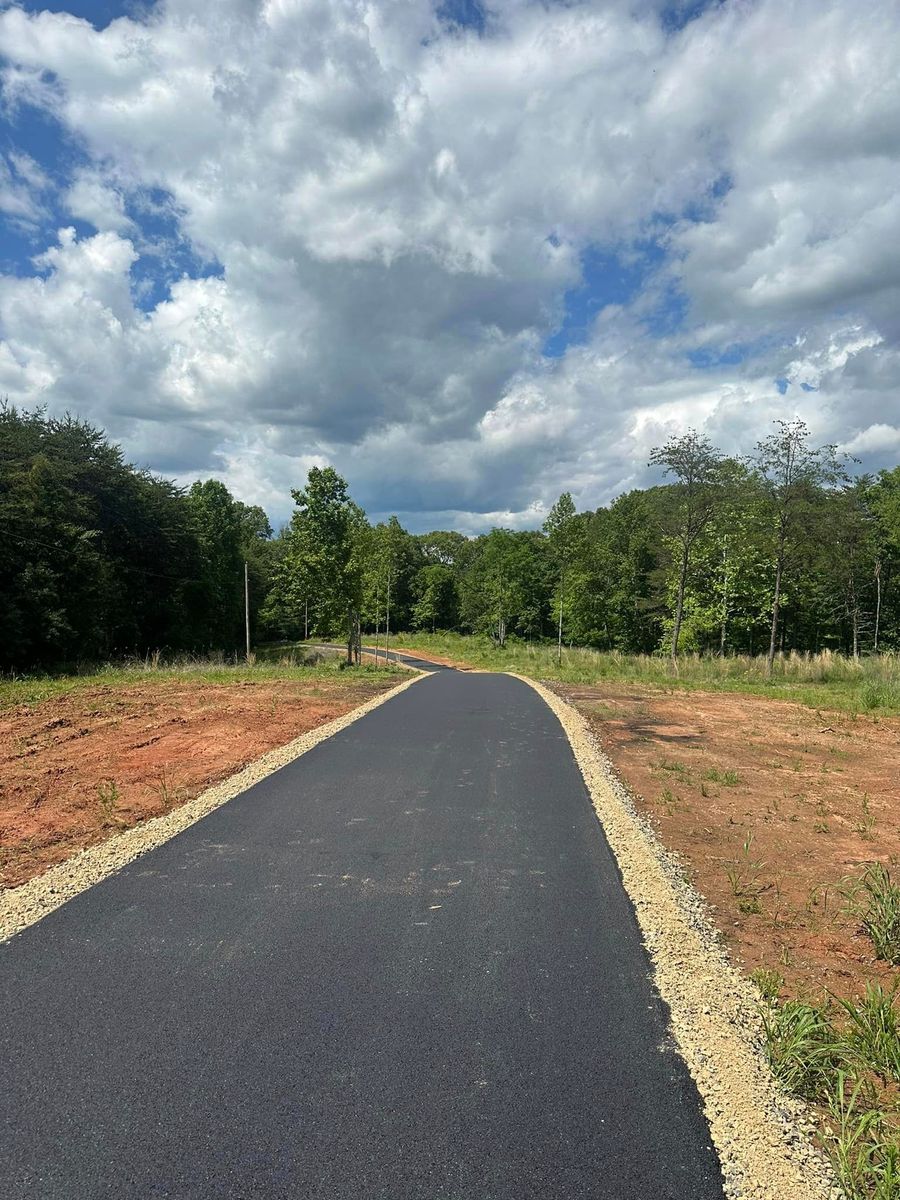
[0, 0, 898, 527]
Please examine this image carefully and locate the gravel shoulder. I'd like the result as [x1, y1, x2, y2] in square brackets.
[514, 675, 839, 1200]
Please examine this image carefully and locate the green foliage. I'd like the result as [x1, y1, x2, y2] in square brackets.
[826, 1072, 900, 1200]
[0, 404, 214, 667]
[265, 466, 366, 645]
[760, 996, 847, 1099]
[835, 984, 900, 1084]
[750, 968, 784, 1004]
[412, 563, 457, 632]
[5, 406, 900, 672]
[847, 866, 900, 965]
[457, 528, 550, 645]
[758, 984, 900, 1200]
[187, 479, 245, 650]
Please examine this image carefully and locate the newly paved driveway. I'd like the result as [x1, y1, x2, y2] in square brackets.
[2, 669, 724, 1199]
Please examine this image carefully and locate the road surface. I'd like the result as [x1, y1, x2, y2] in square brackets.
[1, 668, 725, 1198]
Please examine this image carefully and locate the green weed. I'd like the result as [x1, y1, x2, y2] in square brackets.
[97, 779, 122, 828]
[759, 996, 847, 1100]
[825, 1073, 900, 1200]
[656, 759, 691, 778]
[845, 866, 900, 965]
[854, 795, 877, 840]
[750, 968, 784, 1004]
[724, 832, 765, 901]
[836, 985, 900, 1084]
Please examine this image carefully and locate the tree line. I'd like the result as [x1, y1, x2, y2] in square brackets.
[3, 404, 900, 672]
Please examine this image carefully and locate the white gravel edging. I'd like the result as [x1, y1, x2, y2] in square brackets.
[513, 674, 839, 1200]
[1, 672, 426, 943]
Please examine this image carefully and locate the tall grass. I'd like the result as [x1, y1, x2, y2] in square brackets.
[0, 648, 402, 710]
[758, 982, 900, 1199]
[396, 633, 900, 715]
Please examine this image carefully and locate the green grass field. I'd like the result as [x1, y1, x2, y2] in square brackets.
[0, 647, 402, 712]
[7, 636, 900, 718]
[393, 632, 900, 716]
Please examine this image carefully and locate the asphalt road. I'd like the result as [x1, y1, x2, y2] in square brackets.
[1, 669, 725, 1199]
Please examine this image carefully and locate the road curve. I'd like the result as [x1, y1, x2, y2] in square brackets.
[1, 670, 725, 1199]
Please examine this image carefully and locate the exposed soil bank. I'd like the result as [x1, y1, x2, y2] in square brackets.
[553, 683, 900, 1004]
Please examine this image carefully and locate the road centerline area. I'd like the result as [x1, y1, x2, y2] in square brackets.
[2, 670, 724, 1199]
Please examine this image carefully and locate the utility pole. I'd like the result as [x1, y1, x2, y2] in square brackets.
[244, 561, 251, 661]
[304, 597, 308, 641]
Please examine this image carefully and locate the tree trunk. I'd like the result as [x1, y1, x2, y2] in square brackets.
[874, 561, 882, 654]
[719, 541, 729, 657]
[671, 540, 689, 666]
[765, 548, 784, 680]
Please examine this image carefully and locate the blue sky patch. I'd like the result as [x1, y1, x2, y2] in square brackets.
[660, 0, 720, 35]
[19, 0, 139, 29]
[436, 0, 485, 34]
[543, 241, 671, 357]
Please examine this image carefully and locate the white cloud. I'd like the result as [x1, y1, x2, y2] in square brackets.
[0, 0, 898, 527]
[65, 168, 133, 233]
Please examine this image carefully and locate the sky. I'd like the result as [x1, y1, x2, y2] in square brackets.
[0, 0, 898, 532]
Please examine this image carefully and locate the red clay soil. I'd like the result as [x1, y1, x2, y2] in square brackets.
[553, 684, 900, 1004]
[0, 676, 398, 889]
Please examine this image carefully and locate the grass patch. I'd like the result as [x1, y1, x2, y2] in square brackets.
[759, 987, 900, 1198]
[703, 767, 743, 786]
[844, 866, 900, 966]
[0, 649, 403, 712]
[394, 633, 900, 716]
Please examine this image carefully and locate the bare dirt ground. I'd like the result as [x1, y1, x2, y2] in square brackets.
[0, 675, 400, 888]
[553, 683, 900, 1003]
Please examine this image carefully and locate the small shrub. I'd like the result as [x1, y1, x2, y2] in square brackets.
[97, 779, 122, 828]
[751, 968, 784, 1004]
